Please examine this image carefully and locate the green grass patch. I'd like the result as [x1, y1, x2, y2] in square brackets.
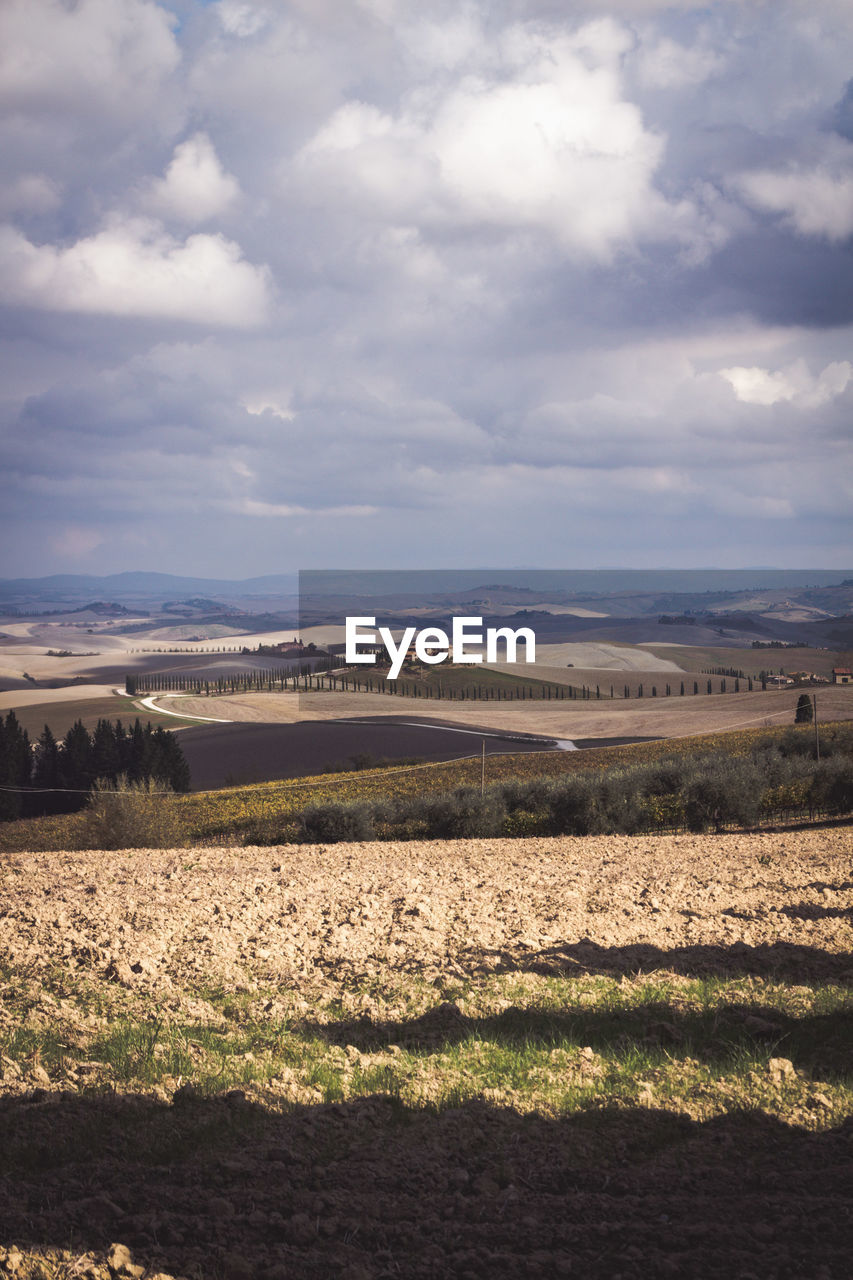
[2, 970, 852, 1138]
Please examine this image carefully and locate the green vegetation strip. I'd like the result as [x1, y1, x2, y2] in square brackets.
[2, 967, 851, 1131]
[2, 721, 851, 851]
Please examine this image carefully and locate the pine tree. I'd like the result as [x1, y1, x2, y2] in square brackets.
[0, 712, 31, 820]
[92, 718, 121, 782]
[33, 724, 60, 787]
[61, 720, 93, 793]
[32, 724, 67, 814]
[127, 719, 149, 782]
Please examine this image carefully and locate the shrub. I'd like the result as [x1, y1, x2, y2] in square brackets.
[419, 788, 507, 838]
[500, 779, 552, 814]
[777, 727, 814, 759]
[80, 776, 185, 850]
[808, 758, 853, 816]
[300, 802, 375, 843]
[683, 758, 762, 833]
[595, 773, 648, 834]
[547, 777, 599, 835]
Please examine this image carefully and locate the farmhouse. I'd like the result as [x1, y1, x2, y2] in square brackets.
[832, 668, 852, 685]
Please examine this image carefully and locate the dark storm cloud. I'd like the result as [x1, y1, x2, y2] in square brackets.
[0, 0, 852, 575]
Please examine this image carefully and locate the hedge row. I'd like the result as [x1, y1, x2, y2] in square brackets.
[291, 742, 853, 844]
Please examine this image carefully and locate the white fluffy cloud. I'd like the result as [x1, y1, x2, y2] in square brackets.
[144, 133, 241, 224]
[297, 19, 718, 261]
[0, 218, 271, 327]
[720, 359, 852, 408]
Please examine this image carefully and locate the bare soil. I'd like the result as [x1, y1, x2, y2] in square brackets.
[1, 829, 852, 1278]
[4, 830, 851, 1004]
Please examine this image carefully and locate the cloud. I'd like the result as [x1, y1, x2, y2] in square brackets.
[143, 133, 241, 224]
[0, 174, 61, 217]
[217, 2, 272, 39]
[735, 148, 853, 241]
[0, 218, 271, 327]
[0, 0, 179, 116]
[243, 399, 295, 421]
[237, 499, 378, 518]
[720, 359, 852, 407]
[296, 18, 721, 262]
[635, 36, 724, 90]
[2, 1, 853, 575]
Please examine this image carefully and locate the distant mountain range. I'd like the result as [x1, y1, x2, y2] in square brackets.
[0, 571, 299, 610]
[2, 568, 852, 600]
[1, 570, 852, 631]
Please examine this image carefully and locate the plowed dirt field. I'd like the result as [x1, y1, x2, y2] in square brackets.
[1, 829, 852, 1279]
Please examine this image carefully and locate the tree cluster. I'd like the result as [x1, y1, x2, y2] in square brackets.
[0, 714, 190, 821]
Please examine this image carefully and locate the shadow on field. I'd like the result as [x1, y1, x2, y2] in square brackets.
[469, 937, 853, 986]
[781, 902, 853, 921]
[1, 1089, 851, 1279]
[301, 1001, 853, 1078]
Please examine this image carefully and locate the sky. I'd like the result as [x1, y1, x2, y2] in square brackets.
[1, 0, 852, 578]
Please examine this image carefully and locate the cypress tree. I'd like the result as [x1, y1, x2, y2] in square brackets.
[32, 724, 65, 814]
[61, 720, 93, 792]
[127, 719, 149, 782]
[0, 712, 30, 820]
[795, 693, 813, 724]
[92, 718, 121, 782]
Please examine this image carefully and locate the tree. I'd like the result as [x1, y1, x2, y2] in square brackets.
[795, 693, 813, 724]
[32, 724, 66, 814]
[0, 711, 31, 821]
[61, 720, 94, 793]
[150, 726, 191, 792]
[92, 718, 121, 781]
